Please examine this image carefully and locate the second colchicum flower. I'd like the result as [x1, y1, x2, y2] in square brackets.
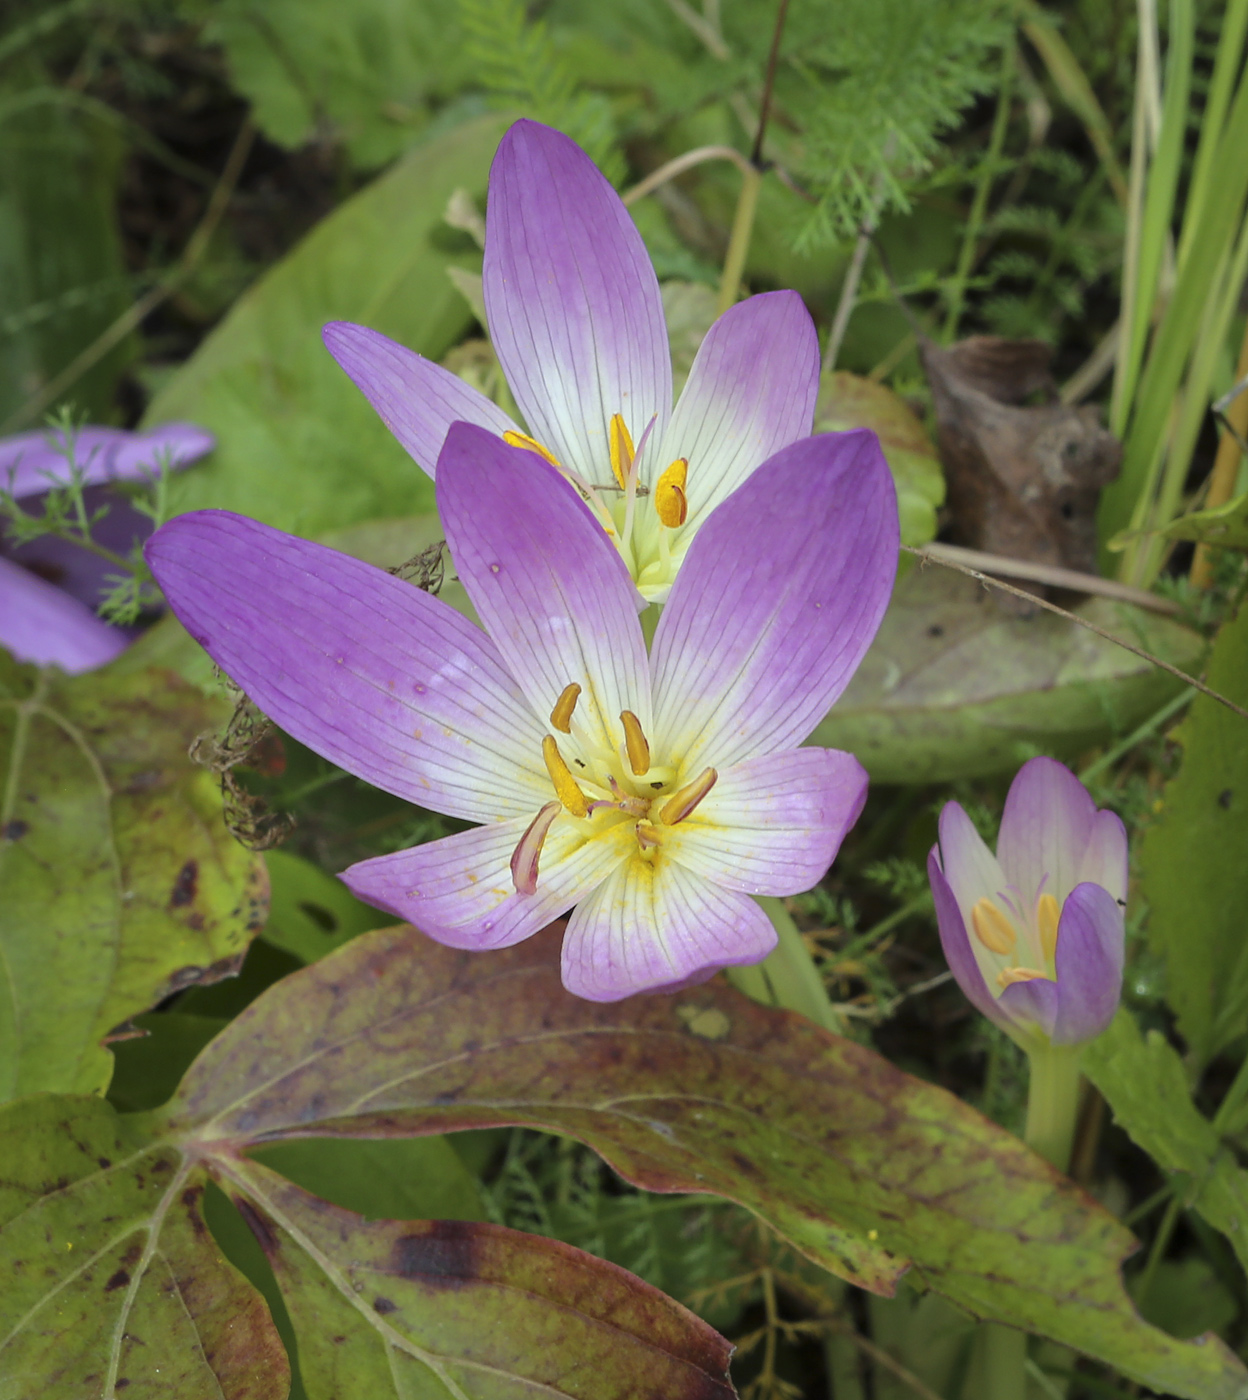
[323, 119, 820, 604]
[147, 424, 897, 1000]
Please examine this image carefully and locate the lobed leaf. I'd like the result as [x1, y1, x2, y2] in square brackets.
[0, 654, 267, 1100]
[1159, 489, 1248, 552]
[164, 923, 1248, 1400]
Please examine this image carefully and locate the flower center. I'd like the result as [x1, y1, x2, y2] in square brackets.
[509, 683, 717, 895]
[502, 414, 690, 596]
[970, 892, 1062, 990]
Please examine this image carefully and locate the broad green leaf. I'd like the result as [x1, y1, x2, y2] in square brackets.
[814, 371, 945, 547]
[263, 850, 387, 964]
[219, 1158, 733, 1400]
[205, 0, 470, 169]
[0, 655, 267, 1100]
[1083, 1012, 1248, 1275]
[144, 114, 510, 537]
[1160, 489, 1248, 552]
[810, 565, 1205, 783]
[164, 924, 1248, 1400]
[1139, 598, 1248, 1065]
[0, 1094, 288, 1399]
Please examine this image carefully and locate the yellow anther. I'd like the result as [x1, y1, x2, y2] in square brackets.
[550, 682, 581, 734]
[655, 457, 688, 527]
[1036, 892, 1061, 961]
[997, 966, 1048, 987]
[542, 735, 591, 817]
[510, 801, 561, 895]
[619, 710, 651, 776]
[503, 429, 561, 468]
[971, 897, 1017, 955]
[636, 821, 661, 850]
[660, 767, 718, 826]
[608, 413, 635, 491]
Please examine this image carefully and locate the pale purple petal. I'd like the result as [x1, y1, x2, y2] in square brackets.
[652, 291, 818, 526]
[650, 431, 898, 770]
[145, 510, 550, 822]
[483, 120, 671, 480]
[996, 970, 1059, 1042]
[665, 748, 867, 895]
[342, 817, 632, 951]
[8, 489, 156, 610]
[1, 423, 213, 500]
[561, 859, 776, 1001]
[1048, 882, 1124, 1045]
[936, 802, 1010, 923]
[928, 847, 1012, 1033]
[1078, 810, 1129, 904]
[996, 756, 1100, 905]
[0, 556, 128, 673]
[322, 322, 517, 477]
[436, 423, 651, 755]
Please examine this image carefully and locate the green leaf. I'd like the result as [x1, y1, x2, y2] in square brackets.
[0, 655, 267, 1101]
[809, 564, 1205, 783]
[163, 924, 1248, 1400]
[203, 0, 471, 169]
[813, 371, 945, 547]
[219, 1158, 732, 1400]
[1139, 598, 1248, 1066]
[263, 849, 388, 964]
[144, 114, 511, 537]
[1083, 1011, 1248, 1276]
[0, 1094, 288, 1399]
[1159, 489, 1248, 552]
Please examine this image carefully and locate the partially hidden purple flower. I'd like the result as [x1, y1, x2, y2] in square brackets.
[0, 423, 214, 672]
[928, 757, 1127, 1048]
[146, 423, 897, 1000]
[323, 119, 820, 604]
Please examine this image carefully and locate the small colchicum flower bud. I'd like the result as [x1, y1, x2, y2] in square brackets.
[928, 757, 1127, 1050]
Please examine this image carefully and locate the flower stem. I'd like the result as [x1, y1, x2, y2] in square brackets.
[715, 162, 762, 315]
[726, 897, 844, 1035]
[1025, 1044, 1084, 1171]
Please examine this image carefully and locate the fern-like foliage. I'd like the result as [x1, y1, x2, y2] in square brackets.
[457, 0, 623, 182]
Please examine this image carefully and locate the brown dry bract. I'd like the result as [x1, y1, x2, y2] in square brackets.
[920, 336, 1121, 591]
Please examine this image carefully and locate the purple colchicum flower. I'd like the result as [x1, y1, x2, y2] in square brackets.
[146, 422, 897, 1000]
[928, 757, 1127, 1048]
[323, 120, 820, 605]
[0, 555, 129, 673]
[1, 422, 215, 612]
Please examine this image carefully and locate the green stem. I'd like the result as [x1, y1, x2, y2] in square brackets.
[1077, 685, 1193, 785]
[1135, 1195, 1182, 1315]
[715, 162, 762, 316]
[1025, 1044, 1083, 1171]
[978, 1324, 1028, 1400]
[725, 897, 844, 1035]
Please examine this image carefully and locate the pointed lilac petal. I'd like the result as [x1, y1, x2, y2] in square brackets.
[1047, 882, 1124, 1045]
[936, 802, 1010, 919]
[928, 847, 1013, 1034]
[996, 756, 1100, 906]
[665, 747, 867, 895]
[322, 322, 517, 477]
[145, 510, 550, 822]
[0, 556, 128, 673]
[436, 422, 651, 755]
[1079, 809, 1129, 904]
[483, 120, 670, 480]
[650, 431, 898, 770]
[561, 859, 776, 1001]
[342, 817, 633, 951]
[653, 291, 818, 526]
[1, 423, 213, 499]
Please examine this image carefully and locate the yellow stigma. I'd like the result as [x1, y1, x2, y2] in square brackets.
[971, 897, 1017, 955]
[1036, 893, 1061, 961]
[619, 710, 650, 776]
[608, 413, 635, 491]
[503, 429, 561, 468]
[655, 457, 689, 527]
[998, 966, 1047, 987]
[550, 682, 581, 734]
[542, 735, 590, 817]
[660, 767, 718, 825]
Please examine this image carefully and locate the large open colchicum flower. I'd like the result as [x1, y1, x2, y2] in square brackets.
[147, 423, 897, 1000]
[928, 757, 1127, 1049]
[323, 119, 820, 604]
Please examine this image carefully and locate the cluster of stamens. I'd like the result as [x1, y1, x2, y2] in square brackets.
[970, 891, 1061, 988]
[509, 681, 716, 896]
